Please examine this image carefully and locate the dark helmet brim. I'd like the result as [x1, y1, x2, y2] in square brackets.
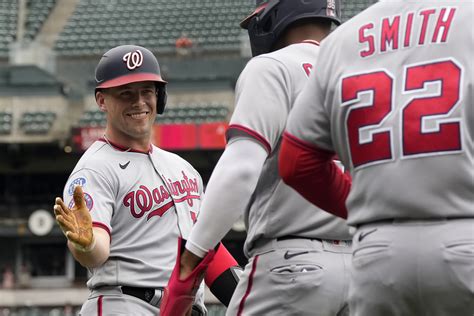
[96, 72, 167, 89]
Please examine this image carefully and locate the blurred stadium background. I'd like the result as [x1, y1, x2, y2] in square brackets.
[0, 0, 377, 315]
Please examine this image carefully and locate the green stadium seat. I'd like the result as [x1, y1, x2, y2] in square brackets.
[54, 0, 254, 55]
[24, 0, 57, 40]
[0, 112, 12, 135]
[18, 110, 57, 135]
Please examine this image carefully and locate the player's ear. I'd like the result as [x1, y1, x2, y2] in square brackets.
[95, 90, 107, 112]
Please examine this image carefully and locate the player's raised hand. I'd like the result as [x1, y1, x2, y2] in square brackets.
[54, 186, 94, 251]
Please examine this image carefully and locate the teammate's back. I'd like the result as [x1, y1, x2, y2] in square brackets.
[280, 2, 474, 315]
[230, 41, 351, 254]
[307, 1, 473, 225]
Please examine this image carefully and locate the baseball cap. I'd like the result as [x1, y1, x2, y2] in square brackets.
[95, 45, 167, 90]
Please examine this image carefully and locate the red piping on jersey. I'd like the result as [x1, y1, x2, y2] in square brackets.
[98, 137, 152, 154]
[227, 124, 271, 153]
[302, 39, 320, 46]
[97, 295, 103, 316]
[93, 222, 112, 242]
[237, 255, 259, 316]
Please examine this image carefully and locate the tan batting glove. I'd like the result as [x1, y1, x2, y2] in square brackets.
[54, 186, 95, 252]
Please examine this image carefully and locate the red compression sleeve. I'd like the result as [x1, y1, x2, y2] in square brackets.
[279, 132, 351, 219]
[205, 243, 238, 286]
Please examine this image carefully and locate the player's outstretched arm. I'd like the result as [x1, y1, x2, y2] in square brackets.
[54, 186, 110, 268]
[186, 138, 268, 254]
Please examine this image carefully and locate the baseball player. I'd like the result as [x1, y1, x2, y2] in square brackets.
[53, 45, 240, 316]
[280, 1, 474, 316]
[161, 1, 353, 315]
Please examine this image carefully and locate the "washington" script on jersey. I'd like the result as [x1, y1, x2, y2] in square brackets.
[123, 171, 199, 220]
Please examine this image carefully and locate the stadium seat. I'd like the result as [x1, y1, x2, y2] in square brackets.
[0, 1, 18, 57]
[0, 112, 12, 135]
[24, 0, 57, 40]
[54, 0, 254, 55]
[19, 110, 56, 135]
[78, 110, 106, 127]
[342, 0, 379, 21]
[151, 102, 231, 125]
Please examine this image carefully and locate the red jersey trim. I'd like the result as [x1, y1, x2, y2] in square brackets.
[97, 295, 103, 316]
[302, 39, 321, 46]
[237, 255, 259, 316]
[227, 124, 271, 154]
[93, 222, 112, 242]
[98, 137, 152, 154]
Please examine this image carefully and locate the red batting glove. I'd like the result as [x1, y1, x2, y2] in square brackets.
[160, 237, 216, 316]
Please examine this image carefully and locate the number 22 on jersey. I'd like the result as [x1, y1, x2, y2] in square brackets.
[341, 59, 463, 169]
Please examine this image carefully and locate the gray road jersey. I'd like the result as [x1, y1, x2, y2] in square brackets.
[63, 140, 204, 293]
[286, 1, 474, 226]
[227, 41, 351, 256]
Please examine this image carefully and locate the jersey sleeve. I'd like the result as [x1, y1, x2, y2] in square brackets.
[63, 168, 115, 236]
[285, 51, 333, 152]
[227, 56, 292, 154]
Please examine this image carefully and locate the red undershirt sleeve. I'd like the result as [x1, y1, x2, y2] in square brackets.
[278, 132, 351, 219]
[205, 243, 238, 287]
[204, 243, 240, 307]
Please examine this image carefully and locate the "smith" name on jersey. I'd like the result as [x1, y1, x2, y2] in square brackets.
[359, 7, 456, 58]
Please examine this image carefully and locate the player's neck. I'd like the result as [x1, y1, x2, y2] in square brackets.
[103, 130, 151, 153]
[277, 24, 330, 49]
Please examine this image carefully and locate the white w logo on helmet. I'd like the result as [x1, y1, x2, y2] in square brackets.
[122, 50, 144, 70]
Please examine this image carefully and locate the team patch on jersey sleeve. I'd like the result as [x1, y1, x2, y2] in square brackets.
[68, 192, 94, 211]
[67, 177, 87, 196]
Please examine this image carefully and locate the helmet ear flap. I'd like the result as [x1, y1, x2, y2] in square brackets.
[156, 85, 167, 115]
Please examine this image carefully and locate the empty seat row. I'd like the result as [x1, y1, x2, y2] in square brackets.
[0, 112, 12, 135]
[155, 105, 229, 124]
[20, 111, 57, 134]
[0, 111, 57, 135]
[55, 0, 253, 55]
[0, 4, 17, 56]
[341, 0, 379, 21]
[24, 0, 57, 40]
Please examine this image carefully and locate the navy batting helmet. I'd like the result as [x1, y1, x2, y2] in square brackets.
[94, 45, 167, 114]
[241, 0, 341, 56]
